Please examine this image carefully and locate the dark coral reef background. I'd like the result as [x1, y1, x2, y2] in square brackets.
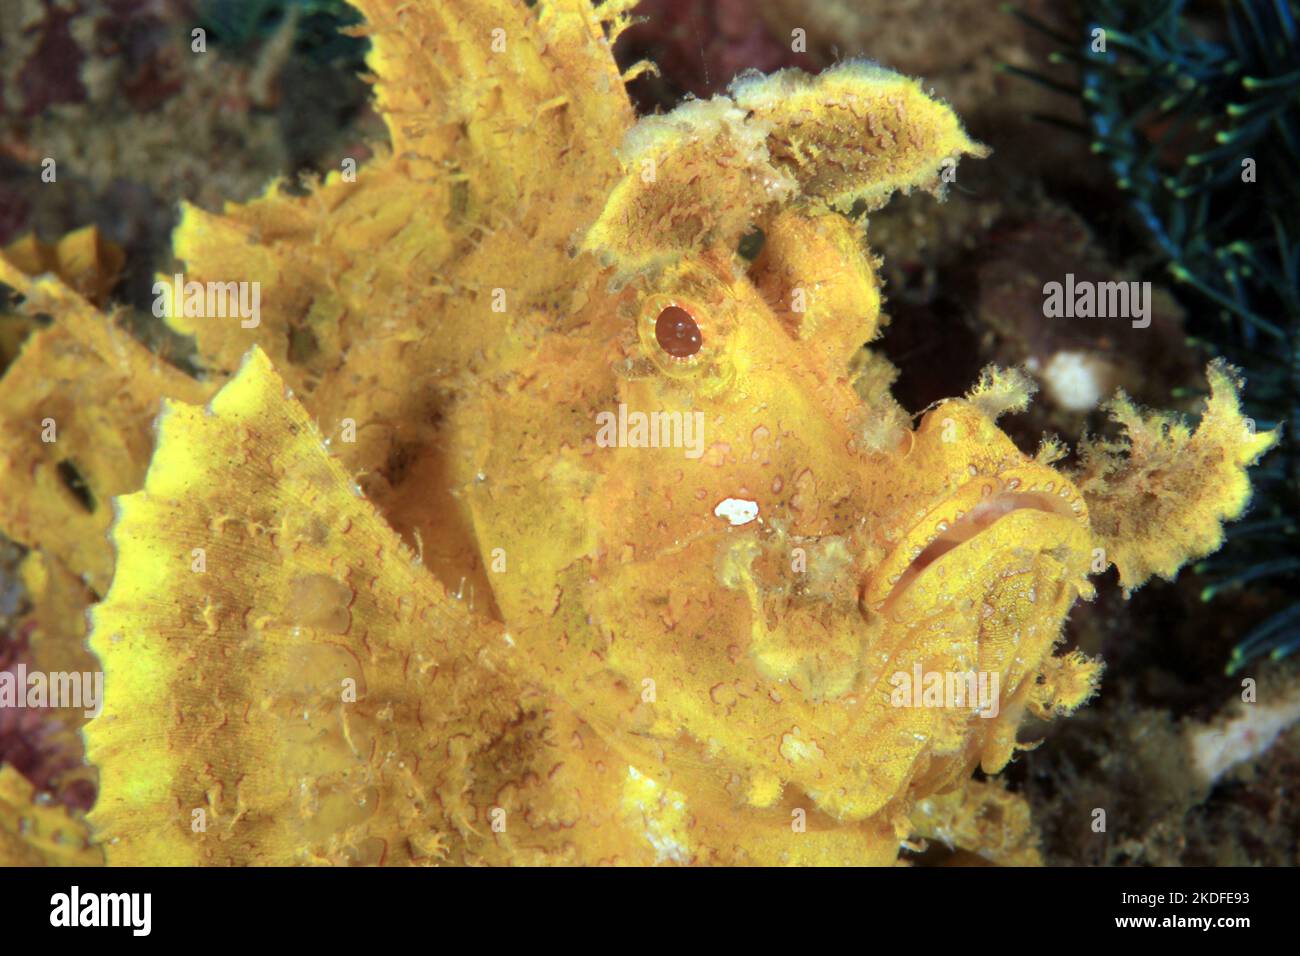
[1, 0, 1297, 864]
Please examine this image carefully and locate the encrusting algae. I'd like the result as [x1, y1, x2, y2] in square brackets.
[0, 0, 1277, 866]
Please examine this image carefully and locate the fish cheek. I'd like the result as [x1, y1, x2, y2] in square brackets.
[748, 599, 877, 702]
[586, 535, 760, 736]
[721, 533, 873, 703]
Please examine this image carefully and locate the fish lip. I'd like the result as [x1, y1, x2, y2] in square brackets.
[862, 464, 1090, 613]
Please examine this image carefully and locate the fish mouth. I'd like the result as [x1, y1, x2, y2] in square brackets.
[862, 465, 1091, 614]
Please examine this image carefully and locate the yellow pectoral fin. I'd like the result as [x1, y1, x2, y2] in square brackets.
[85, 347, 515, 865]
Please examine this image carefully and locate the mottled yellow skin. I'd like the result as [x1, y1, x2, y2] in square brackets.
[0, 0, 1275, 865]
[0, 767, 100, 866]
[3, 226, 124, 307]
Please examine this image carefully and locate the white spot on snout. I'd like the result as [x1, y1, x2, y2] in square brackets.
[714, 497, 759, 526]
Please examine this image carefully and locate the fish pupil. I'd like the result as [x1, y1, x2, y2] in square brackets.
[655, 305, 702, 358]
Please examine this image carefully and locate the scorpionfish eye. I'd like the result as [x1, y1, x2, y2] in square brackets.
[654, 304, 702, 358]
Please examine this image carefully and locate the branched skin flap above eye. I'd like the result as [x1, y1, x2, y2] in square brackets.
[582, 59, 989, 285]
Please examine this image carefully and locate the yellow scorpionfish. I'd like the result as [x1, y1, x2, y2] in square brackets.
[0, 0, 1273, 866]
